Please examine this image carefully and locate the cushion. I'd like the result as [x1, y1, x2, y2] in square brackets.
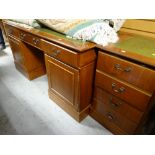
[10, 19, 41, 28]
[37, 19, 121, 46]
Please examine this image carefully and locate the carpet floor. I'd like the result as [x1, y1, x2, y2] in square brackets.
[0, 46, 112, 135]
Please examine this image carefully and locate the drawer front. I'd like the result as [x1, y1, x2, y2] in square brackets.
[5, 24, 42, 50]
[8, 36, 25, 68]
[45, 54, 79, 110]
[90, 108, 128, 134]
[97, 51, 155, 93]
[5, 25, 20, 39]
[95, 70, 151, 111]
[18, 31, 42, 50]
[93, 87, 143, 123]
[92, 99, 138, 133]
[41, 39, 78, 68]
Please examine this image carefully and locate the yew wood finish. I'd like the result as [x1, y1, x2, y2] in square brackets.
[8, 35, 46, 80]
[96, 32, 155, 68]
[120, 19, 155, 39]
[93, 87, 143, 124]
[4, 20, 95, 52]
[3, 20, 155, 134]
[91, 32, 155, 134]
[95, 71, 151, 111]
[90, 50, 155, 134]
[41, 39, 96, 68]
[92, 99, 138, 134]
[45, 50, 96, 121]
[3, 20, 96, 122]
[97, 52, 155, 94]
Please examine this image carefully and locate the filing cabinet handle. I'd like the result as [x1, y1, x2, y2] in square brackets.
[115, 64, 132, 73]
[106, 113, 114, 121]
[33, 38, 39, 45]
[124, 67, 132, 72]
[112, 83, 125, 93]
[109, 97, 122, 108]
[115, 64, 123, 71]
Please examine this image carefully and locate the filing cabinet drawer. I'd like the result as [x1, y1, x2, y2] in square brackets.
[90, 108, 128, 134]
[93, 87, 143, 123]
[97, 51, 155, 93]
[95, 70, 151, 111]
[41, 39, 79, 68]
[92, 99, 138, 133]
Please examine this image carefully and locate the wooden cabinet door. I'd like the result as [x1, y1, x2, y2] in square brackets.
[45, 54, 79, 110]
[8, 36, 25, 68]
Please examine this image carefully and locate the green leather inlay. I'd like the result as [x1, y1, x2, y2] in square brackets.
[39, 28, 66, 37]
[115, 36, 155, 58]
[38, 28, 85, 44]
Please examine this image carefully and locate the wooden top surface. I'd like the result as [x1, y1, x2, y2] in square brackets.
[3, 20, 155, 67]
[3, 20, 95, 52]
[97, 32, 155, 68]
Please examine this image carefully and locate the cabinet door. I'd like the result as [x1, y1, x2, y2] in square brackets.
[45, 54, 79, 110]
[8, 36, 25, 68]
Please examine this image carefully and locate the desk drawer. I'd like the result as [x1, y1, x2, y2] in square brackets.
[18, 31, 42, 50]
[97, 51, 155, 93]
[5, 24, 20, 39]
[92, 99, 138, 133]
[41, 39, 79, 68]
[95, 70, 151, 111]
[93, 87, 143, 123]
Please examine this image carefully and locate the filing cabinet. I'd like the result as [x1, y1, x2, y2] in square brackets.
[90, 51, 155, 134]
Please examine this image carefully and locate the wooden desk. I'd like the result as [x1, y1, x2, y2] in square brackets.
[3, 20, 155, 134]
[3, 20, 96, 122]
[0, 20, 7, 42]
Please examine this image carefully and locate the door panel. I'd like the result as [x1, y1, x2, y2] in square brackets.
[45, 54, 79, 109]
[8, 36, 25, 67]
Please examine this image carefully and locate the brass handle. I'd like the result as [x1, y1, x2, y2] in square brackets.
[124, 67, 132, 72]
[112, 83, 125, 93]
[20, 33, 26, 39]
[114, 64, 132, 73]
[109, 96, 122, 108]
[106, 113, 114, 121]
[51, 50, 61, 57]
[115, 64, 123, 71]
[33, 38, 39, 45]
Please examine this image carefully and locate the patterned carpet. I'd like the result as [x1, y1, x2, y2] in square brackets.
[0, 105, 17, 135]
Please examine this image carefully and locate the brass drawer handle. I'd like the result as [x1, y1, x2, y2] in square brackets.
[109, 96, 122, 108]
[124, 67, 132, 72]
[106, 113, 114, 121]
[20, 33, 26, 39]
[112, 83, 125, 93]
[50, 50, 61, 57]
[115, 64, 123, 71]
[114, 64, 132, 73]
[33, 38, 39, 45]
